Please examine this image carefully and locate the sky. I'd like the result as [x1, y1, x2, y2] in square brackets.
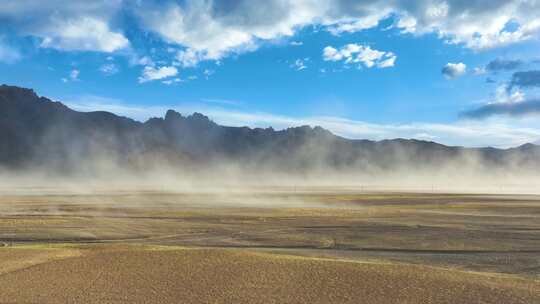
[1, 1, 540, 148]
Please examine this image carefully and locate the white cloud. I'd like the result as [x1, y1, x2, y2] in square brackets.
[130, 0, 540, 65]
[39, 17, 128, 52]
[162, 78, 183, 85]
[0, 2, 128, 53]
[394, 1, 540, 50]
[325, 9, 391, 35]
[378, 55, 397, 68]
[1, 1, 539, 59]
[70, 69, 80, 81]
[473, 67, 487, 75]
[134, 56, 154, 67]
[461, 84, 532, 119]
[99, 63, 119, 76]
[290, 58, 308, 71]
[442, 62, 467, 79]
[323, 44, 396, 68]
[494, 85, 525, 104]
[135, 2, 260, 62]
[0, 39, 20, 63]
[290, 41, 303, 46]
[138, 66, 178, 83]
[322, 46, 340, 61]
[62, 69, 80, 83]
[65, 95, 540, 148]
[201, 98, 242, 106]
[175, 48, 204, 67]
[203, 69, 215, 79]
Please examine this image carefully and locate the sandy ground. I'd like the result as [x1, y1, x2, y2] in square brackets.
[1, 190, 540, 303]
[0, 246, 81, 275]
[0, 245, 538, 304]
[2, 191, 540, 274]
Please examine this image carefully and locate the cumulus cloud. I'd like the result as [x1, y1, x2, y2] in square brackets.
[38, 17, 128, 52]
[2, 1, 540, 59]
[466, 69, 540, 119]
[175, 49, 204, 68]
[461, 85, 535, 119]
[0, 1, 128, 53]
[133, 1, 267, 62]
[395, 1, 540, 50]
[442, 62, 466, 79]
[130, 0, 540, 64]
[323, 44, 396, 68]
[497, 85, 526, 103]
[138, 66, 178, 83]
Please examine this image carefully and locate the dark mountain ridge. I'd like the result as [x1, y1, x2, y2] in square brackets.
[1, 84, 539, 174]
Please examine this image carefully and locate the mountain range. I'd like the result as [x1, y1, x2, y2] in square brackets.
[1, 84, 539, 175]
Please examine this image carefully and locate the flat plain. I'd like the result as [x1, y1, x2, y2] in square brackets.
[1, 188, 539, 303]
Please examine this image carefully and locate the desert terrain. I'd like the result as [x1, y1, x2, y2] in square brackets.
[1, 188, 539, 303]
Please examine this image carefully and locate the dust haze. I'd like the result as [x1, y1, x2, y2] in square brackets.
[2, 111, 540, 303]
[1, 137, 539, 196]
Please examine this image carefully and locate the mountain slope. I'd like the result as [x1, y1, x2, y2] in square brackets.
[1, 84, 539, 174]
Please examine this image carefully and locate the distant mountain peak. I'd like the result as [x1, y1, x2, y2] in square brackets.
[164, 109, 183, 121]
[0, 84, 38, 100]
[1, 84, 540, 173]
[187, 112, 212, 123]
[517, 143, 538, 150]
[164, 110, 216, 128]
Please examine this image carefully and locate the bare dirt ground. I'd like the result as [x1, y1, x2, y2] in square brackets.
[1, 189, 540, 303]
[0, 245, 538, 304]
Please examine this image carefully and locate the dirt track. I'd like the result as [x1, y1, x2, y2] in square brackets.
[0, 245, 538, 304]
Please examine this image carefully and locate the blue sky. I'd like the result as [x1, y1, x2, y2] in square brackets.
[1, 1, 540, 147]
